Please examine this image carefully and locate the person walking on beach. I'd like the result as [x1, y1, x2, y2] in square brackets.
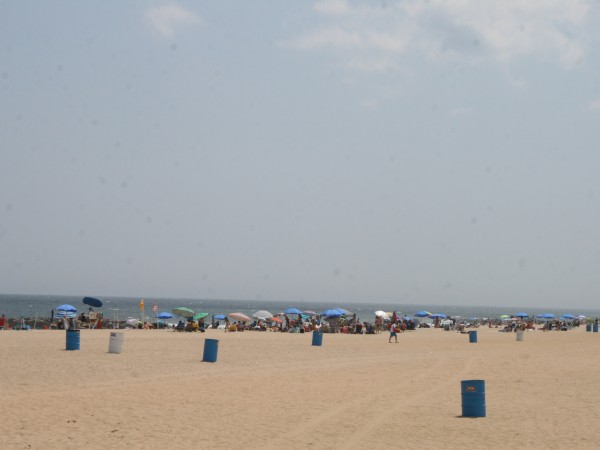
[389, 322, 398, 343]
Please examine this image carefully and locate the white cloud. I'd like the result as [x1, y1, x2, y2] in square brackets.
[281, 0, 594, 72]
[145, 4, 202, 38]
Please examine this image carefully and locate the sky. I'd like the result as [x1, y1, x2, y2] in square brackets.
[1, 0, 600, 309]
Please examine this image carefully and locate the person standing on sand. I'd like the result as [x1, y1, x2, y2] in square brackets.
[389, 322, 398, 343]
[0, 314, 6, 330]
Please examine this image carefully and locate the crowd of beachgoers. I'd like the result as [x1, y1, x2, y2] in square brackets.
[1, 308, 593, 335]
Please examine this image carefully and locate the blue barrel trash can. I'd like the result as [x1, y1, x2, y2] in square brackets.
[461, 380, 486, 417]
[468, 331, 478, 343]
[586, 323, 592, 332]
[66, 329, 80, 351]
[202, 338, 219, 363]
[594, 324, 598, 333]
[312, 330, 323, 346]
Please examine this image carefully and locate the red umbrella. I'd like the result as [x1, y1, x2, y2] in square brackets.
[392, 311, 398, 323]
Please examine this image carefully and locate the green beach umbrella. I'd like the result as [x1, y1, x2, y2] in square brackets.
[172, 307, 195, 318]
[192, 312, 209, 320]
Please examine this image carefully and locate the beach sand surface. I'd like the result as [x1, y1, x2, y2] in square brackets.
[2, 326, 600, 449]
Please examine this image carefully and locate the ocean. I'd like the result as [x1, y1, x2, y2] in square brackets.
[1, 293, 599, 322]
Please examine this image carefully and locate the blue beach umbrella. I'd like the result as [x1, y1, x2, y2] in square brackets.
[414, 311, 431, 317]
[321, 309, 343, 318]
[430, 313, 447, 319]
[82, 297, 103, 308]
[514, 312, 529, 318]
[560, 314, 576, 320]
[284, 307, 302, 315]
[57, 304, 77, 312]
[157, 312, 173, 319]
[214, 314, 226, 320]
[536, 313, 555, 320]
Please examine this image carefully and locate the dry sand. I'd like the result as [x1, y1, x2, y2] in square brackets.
[2, 326, 600, 449]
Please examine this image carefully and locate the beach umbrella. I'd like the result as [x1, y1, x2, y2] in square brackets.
[577, 315, 587, 319]
[560, 314, 576, 320]
[126, 318, 140, 326]
[514, 312, 529, 318]
[214, 314, 226, 320]
[192, 312, 209, 320]
[374, 310, 389, 318]
[253, 310, 273, 320]
[57, 304, 77, 312]
[229, 312, 251, 322]
[303, 310, 318, 316]
[391, 311, 398, 323]
[82, 297, 103, 308]
[321, 309, 343, 318]
[338, 309, 353, 316]
[271, 316, 283, 323]
[55, 311, 77, 319]
[284, 307, 302, 315]
[414, 311, 431, 317]
[172, 307, 195, 318]
[157, 312, 173, 319]
[499, 314, 510, 319]
[535, 313, 555, 321]
[430, 313, 447, 319]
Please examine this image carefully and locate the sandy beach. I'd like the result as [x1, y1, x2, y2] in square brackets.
[2, 326, 600, 449]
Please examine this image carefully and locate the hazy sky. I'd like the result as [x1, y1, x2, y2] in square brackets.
[2, 1, 600, 308]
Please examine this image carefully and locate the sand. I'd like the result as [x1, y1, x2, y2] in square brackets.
[2, 326, 600, 449]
